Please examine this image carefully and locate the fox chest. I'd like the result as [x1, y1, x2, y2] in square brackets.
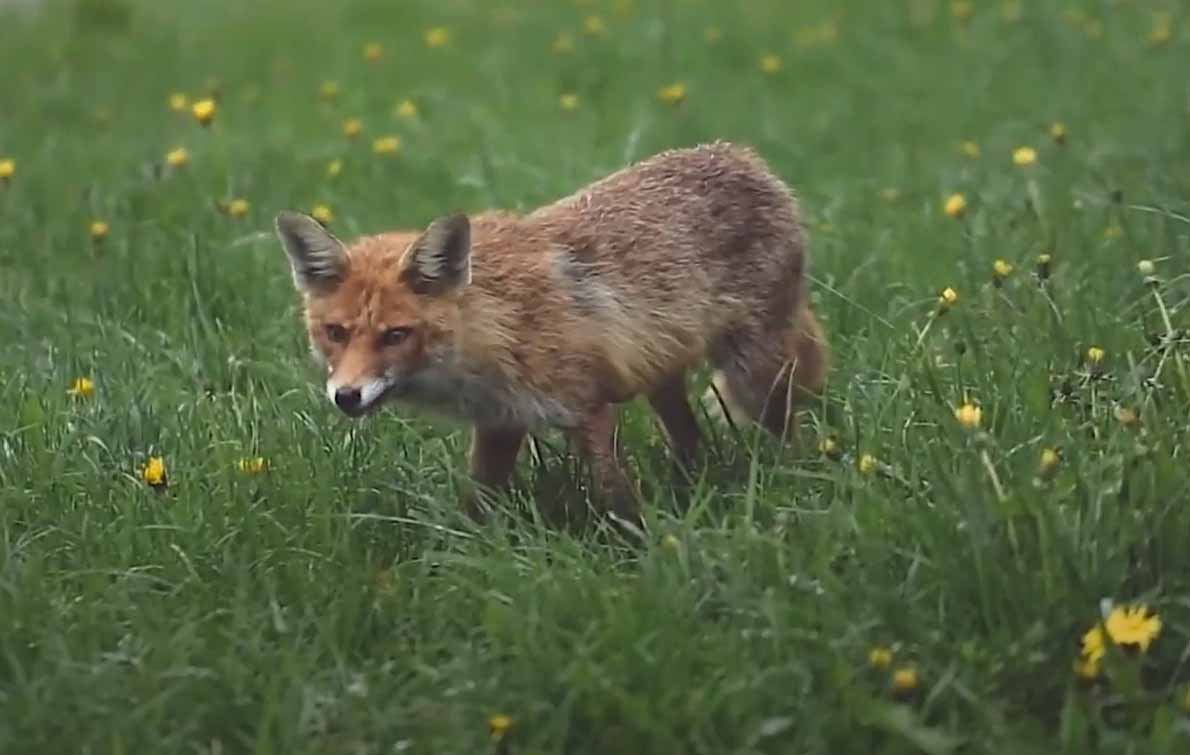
[398, 366, 578, 430]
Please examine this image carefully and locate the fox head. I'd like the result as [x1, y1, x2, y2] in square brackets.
[274, 210, 472, 417]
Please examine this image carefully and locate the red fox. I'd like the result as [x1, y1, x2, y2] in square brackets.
[275, 141, 828, 525]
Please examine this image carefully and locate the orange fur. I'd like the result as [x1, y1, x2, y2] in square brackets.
[275, 141, 829, 525]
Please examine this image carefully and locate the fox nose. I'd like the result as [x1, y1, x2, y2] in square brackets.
[334, 387, 362, 412]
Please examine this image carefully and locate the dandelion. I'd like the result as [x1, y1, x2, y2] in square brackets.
[1103, 224, 1122, 240]
[168, 92, 188, 112]
[166, 146, 190, 168]
[139, 456, 167, 487]
[488, 714, 512, 740]
[552, 32, 575, 55]
[1012, 146, 1037, 167]
[372, 136, 400, 156]
[238, 456, 267, 474]
[992, 259, 1014, 283]
[891, 666, 918, 693]
[868, 646, 893, 671]
[326, 159, 343, 179]
[226, 198, 250, 218]
[583, 15, 606, 35]
[954, 403, 982, 430]
[0, 157, 15, 183]
[363, 41, 383, 61]
[1078, 604, 1162, 677]
[858, 453, 877, 475]
[1050, 122, 1067, 145]
[951, 1, 974, 23]
[424, 26, 450, 48]
[319, 80, 340, 101]
[394, 99, 418, 120]
[818, 436, 842, 460]
[1149, 13, 1172, 47]
[759, 54, 782, 74]
[89, 220, 110, 241]
[960, 140, 980, 158]
[943, 192, 967, 218]
[342, 118, 363, 139]
[1137, 259, 1156, 278]
[657, 82, 687, 106]
[879, 187, 901, 203]
[704, 26, 722, 43]
[1038, 447, 1059, 478]
[67, 376, 95, 398]
[1035, 252, 1052, 280]
[191, 98, 217, 126]
[1086, 346, 1105, 366]
[1115, 406, 1138, 428]
[1002, 0, 1023, 22]
[559, 93, 579, 112]
[938, 286, 959, 312]
[661, 533, 681, 550]
[311, 204, 334, 224]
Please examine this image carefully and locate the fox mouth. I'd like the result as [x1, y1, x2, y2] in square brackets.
[328, 378, 403, 418]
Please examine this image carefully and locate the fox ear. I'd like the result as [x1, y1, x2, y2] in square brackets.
[399, 213, 471, 295]
[275, 211, 348, 291]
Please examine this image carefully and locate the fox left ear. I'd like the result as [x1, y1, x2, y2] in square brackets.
[275, 210, 348, 292]
[399, 213, 471, 295]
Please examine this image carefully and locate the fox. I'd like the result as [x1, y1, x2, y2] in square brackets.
[274, 141, 828, 526]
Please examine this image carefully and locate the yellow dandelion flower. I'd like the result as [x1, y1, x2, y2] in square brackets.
[954, 403, 982, 430]
[67, 376, 95, 398]
[552, 32, 575, 55]
[319, 80, 340, 101]
[657, 82, 687, 106]
[1074, 652, 1100, 679]
[951, 1, 974, 23]
[1079, 605, 1162, 676]
[760, 54, 782, 74]
[89, 220, 110, 241]
[311, 204, 334, 224]
[1050, 122, 1067, 145]
[363, 41, 383, 61]
[944, 193, 967, 218]
[938, 286, 959, 311]
[191, 98, 217, 126]
[891, 666, 918, 693]
[168, 92, 189, 112]
[661, 533, 681, 550]
[1036, 253, 1053, 280]
[326, 159, 343, 178]
[372, 135, 400, 155]
[704, 26, 722, 43]
[1103, 224, 1123, 240]
[1115, 406, 1138, 428]
[960, 140, 981, 158]
[559, 93, 579, 112]
[1149, 13, 1172, 47]
[583, 15, 606, 35]
[993, 259, 1014, 279]
[237, 456, 267, 474]
[227, 198, 250, 218]
[1038, 447, 1059, 478]
[394, 99, 418, 120]
[424, 26, 450, 48]
[868, 646, 893, 671]
[166, 146, 190, 168]
[858, 453, 877, 475]
[342, 118, 363, 139]
[818, 436, 841, 459]
[140, 456, 167, 487]
[1013, 146, 1037, 167]
[1086, 346, 1105, 366]
[879, 187, 901, 203]
[0, 157, 13, 181]
[488, 714, 512, 740]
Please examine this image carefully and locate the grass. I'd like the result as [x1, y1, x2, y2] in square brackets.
[2, 0, 1189, 752]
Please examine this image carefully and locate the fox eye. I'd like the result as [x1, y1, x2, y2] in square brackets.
[380, 327, 412, 347]
[324, 324, 349, 343]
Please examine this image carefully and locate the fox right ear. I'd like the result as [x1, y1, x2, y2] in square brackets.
[275, 211, 348, 291]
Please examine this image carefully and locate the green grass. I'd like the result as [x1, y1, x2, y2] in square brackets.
[2, 0, 1190, 752]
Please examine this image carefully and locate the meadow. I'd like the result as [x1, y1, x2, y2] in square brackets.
[2, 0, 1189, 752]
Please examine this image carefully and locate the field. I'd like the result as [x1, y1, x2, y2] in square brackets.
[2, 0, 1190, 752]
